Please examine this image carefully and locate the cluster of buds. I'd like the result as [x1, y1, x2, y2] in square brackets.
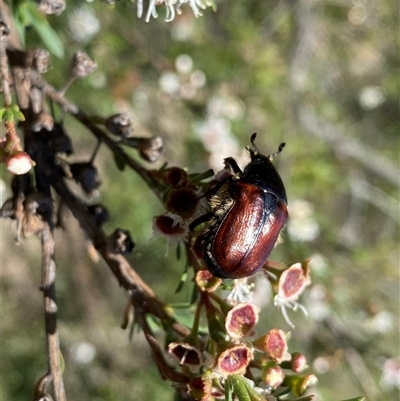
[166, 273, 316, 400]
[151, 166, 213, 253]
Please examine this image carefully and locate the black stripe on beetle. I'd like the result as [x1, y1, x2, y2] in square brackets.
[202, 133, 288, 279]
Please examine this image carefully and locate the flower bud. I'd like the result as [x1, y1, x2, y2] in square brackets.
[106, 113, 133, 138]
[290, 352, 308, 373]
[5, 151, 35, 175]
[261, 364, 285, 389]
[225, 303, 259, 340]
[283, 373, 318, 396]
[195, 270, 221, 292]
[217, 345, 253, 376]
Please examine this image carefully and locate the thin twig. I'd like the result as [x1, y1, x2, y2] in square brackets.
[40, 220, 66, 401]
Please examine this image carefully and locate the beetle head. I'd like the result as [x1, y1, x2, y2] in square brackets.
[248, 133, 285, 162]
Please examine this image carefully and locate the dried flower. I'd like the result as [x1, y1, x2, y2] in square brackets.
[152, 213, 189, 254]
[253, 329, 291, 364]
[166, 186, 200, 219]
[168, 342, 203, 371]
[187, 373, 212, 400]
[216, 344, 253, 376]
[274, 262, 311, 328]
[225, 303, 259, 340]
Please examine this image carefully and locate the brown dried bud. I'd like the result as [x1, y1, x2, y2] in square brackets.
[138, 136, 163, 163]
[0, 21, 10, 42]
[36, 0, 66, 15]
[107, 228, 135, 254]
[28, 48, 51, 74]
[31, 112, 54, 132]
[87, 204, 110, 227]
[106, 113, 133, 138]
[70, 162, 101, 195]
[71, 51, 97, 78]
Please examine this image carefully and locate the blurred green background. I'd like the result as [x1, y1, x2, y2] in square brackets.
[1, 0, 399, 400]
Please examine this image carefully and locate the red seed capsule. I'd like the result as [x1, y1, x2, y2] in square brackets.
[203, 133, 288, 279]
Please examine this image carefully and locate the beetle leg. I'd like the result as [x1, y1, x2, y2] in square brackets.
[189, 212, 214, 231]
[224, 157, 242, 178]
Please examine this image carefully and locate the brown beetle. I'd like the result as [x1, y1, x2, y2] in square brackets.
[202, 133, 288, 279]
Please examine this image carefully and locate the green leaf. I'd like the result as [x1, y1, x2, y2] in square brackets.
[4, 109, 14, 122]
[26, 2, 64, 58]
[113, 151, 126, 171]
[10, 105, 25, 121]
[339, 398, 365, 401]
[230, 375, 251, 401]
[0, 109, 6, 121]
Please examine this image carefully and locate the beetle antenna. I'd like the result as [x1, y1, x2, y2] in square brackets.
[268, 142, 286, 159]
[247, 133, 260, 156]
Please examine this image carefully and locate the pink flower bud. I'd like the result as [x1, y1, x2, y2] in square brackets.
[217, 344, 253, 376]
[196, 270, 221, 292]
[6, 151, 34, 175]
[290, 352, 308, 373]
[225, 303, 259, 340]
[261, 365, 285, 389]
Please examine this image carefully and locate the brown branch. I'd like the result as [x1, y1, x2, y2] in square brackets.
[40, 220, 66, 401]
[48, 173, 190, 338]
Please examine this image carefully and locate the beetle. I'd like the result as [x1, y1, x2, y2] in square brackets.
[202, 133, 288, 279]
